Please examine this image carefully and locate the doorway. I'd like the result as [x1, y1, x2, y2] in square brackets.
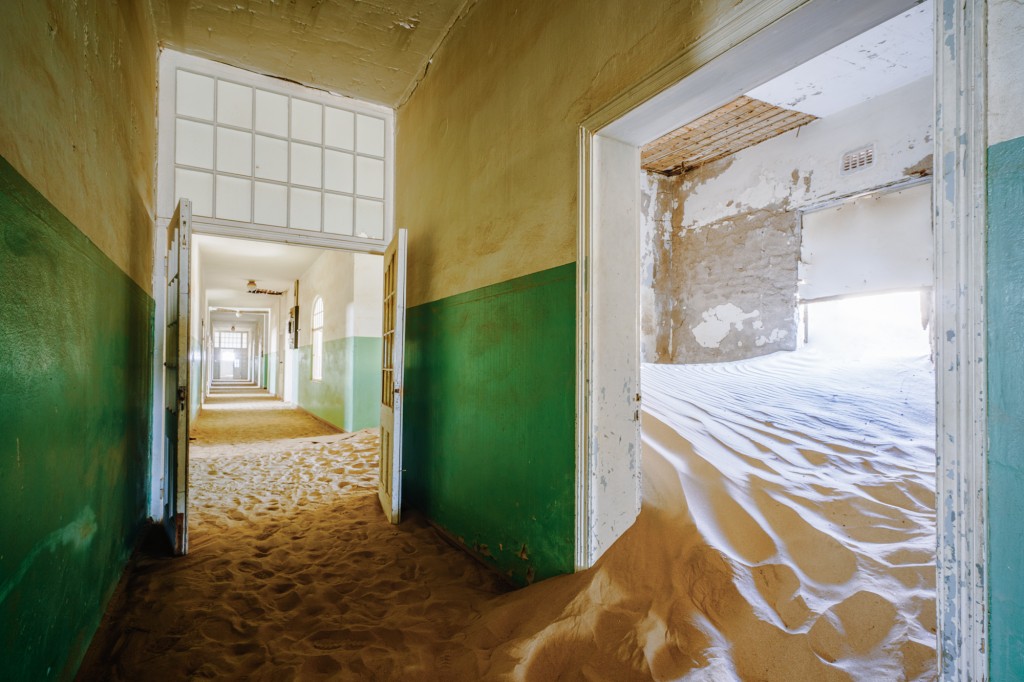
[578, 0, 986, 676]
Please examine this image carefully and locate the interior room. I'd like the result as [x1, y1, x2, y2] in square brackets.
[1, 0, 1021, 680]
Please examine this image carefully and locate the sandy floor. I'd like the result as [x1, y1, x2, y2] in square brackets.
[82, 352, 936, 680]
[80, 390, 509, 680]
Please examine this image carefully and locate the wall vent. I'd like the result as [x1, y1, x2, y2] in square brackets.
[841, 144, 875, 174]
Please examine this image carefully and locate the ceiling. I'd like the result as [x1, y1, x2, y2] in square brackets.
[745, 1, 933, 118]
[150, 0, 472, 107]
[641, 1, 932, 176]
[197, 234, 323, 310]
[641, 96, 816, 175]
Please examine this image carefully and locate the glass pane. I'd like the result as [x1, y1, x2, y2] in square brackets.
[324, 193, 354, 235]
[355, 198, 384, 239]
[255, 89, 288, 136]
[217, 81, 253, 128]
[216, 175, 252, 222]
[356, 114, 385, 156]
[175, 119, 214, 169]
[356, 156, 384, 198]
[216, 128, 252, 175]
[175, 168, 213, 217]
[289, 187, 321, 230]
[254, 181, 287, 227]
[324, 149, 354, 193]
[176, 71, 214, 120]
[325, 107, 354, 150]
[290, 143, 322, 188]
[254, 135, 287, 181]
[291, 99, 322, 144]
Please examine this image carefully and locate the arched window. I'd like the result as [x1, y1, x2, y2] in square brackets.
[311, 297, 324, 381]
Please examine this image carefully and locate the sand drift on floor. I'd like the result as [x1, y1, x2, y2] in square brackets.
[83, 348, 935, 680]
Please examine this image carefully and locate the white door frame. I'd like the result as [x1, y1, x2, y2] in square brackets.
[149, 227, 386, 520]
[576, 0, 987, 678]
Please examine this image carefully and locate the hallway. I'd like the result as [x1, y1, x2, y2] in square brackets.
[79, 393, 507, 680]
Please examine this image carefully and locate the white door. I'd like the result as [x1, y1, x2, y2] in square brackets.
[378, 229, 407, 523]
[163, 199, 192, 555]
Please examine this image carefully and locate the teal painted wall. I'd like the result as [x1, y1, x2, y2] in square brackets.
[987, 135, 1024, 678]
[0, 157, 152, 680]
[403, 263, 576, 585]
[296, 337, 382, 432]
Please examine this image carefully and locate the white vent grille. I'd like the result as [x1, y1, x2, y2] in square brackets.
[841, 145, 875, 174]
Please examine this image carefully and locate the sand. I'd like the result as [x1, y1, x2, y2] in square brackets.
[79, 390, 509, 680]
[81, 349, 936, 681]
[450, 349, 936, 681]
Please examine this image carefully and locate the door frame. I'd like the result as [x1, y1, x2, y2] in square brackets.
[575, 0, 988, 678]
[148, 226, 389, 520]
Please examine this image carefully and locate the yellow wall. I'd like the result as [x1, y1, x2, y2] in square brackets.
[395, 0, 734, 306]
[0, 0, 158, 292]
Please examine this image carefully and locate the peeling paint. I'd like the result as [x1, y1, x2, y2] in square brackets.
[692, 303, 760, 348]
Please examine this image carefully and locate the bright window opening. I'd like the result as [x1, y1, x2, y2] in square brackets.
[311, 297, 324, 381]
[803, 290, 931, 358]
[159, 50, 393, 244]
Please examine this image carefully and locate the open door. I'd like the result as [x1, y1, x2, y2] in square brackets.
[163, 199, 192, 554]
[378, 228, 407, 523]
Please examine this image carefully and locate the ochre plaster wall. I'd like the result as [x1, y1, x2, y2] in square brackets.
[0, 0, 158, 292]
[396, 0, 745, 307]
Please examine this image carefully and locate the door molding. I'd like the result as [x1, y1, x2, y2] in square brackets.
[576, 0, 989, 677]
[934, 0, 988, 677]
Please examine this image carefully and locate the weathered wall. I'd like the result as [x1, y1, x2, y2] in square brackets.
[404, 264, 577, 585]
[987, 0, 1024, 677]
[640, 77, 933, 363]
[295, 251, 383, 431]
[0, 0, 157, 293]
[0, 159, 153, 681]
[641, 167, 800, 363]
[0, 2, 158, 679]
[150, 0, 467, 107]
[394, 0, 745, 585]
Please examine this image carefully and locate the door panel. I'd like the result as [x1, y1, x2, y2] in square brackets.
[163, 199, 192, 555]
[378, 229, 407, 523]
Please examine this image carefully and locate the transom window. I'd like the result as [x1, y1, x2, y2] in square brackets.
[158, 50, 393, 248]
[311, 297, 324, 382]
[215, 331, 248, 349]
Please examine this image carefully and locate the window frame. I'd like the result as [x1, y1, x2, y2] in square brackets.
[157, 49, 394, 254]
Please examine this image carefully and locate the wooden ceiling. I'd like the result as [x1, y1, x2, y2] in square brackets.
[641, 96, 817, 176]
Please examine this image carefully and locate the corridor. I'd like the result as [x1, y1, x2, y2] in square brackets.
[79, 392, 507, 680]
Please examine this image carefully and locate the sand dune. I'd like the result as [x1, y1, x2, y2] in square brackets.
[450, 349, 936, 681]
[82, 350, 936, 680]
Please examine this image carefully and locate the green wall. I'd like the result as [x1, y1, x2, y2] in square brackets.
[403, 263, 576, 585]
[296, 337, 382, 432]
[0, 157, 152, 680]
[987, 135, 1024, 679]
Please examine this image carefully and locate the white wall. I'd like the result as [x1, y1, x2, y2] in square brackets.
[673, 77, 932, 229]
[640, 76, 934, 362]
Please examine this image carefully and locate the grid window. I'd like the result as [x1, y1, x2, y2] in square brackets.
[171, 64, 388, 240]
[311, 297, 324, 381]
[216, 331, 248, 349]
